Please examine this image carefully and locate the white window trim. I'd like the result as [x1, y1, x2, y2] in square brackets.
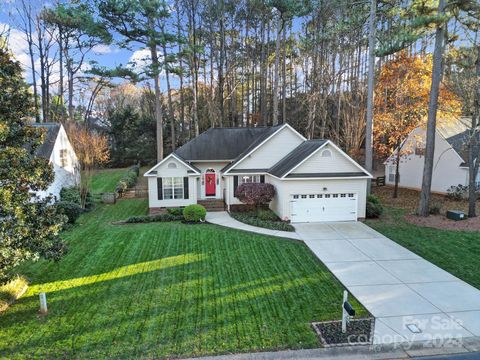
[59, 149, 68, 167]
[241, 175, 261, 184]
[163, 177, 184, 200]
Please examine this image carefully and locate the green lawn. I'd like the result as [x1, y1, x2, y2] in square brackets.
[0, 199, 366, 359]
[366, 207, 480, 289]
[90, 167, 128, 193]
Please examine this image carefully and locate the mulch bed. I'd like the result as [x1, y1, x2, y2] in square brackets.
[405, 213, 480, 232]
[312, 318, 374, 347]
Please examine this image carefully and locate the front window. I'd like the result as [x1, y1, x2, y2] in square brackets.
[59, 149, 68, 167]
[241, 175, 260, 183]
[388, 165, 396, 182]
[163, 177, 184, 200]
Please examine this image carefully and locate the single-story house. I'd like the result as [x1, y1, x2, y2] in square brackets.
[145, 124, 371, 223]
[384, 117, 480, 194]
[30, 122, 81, 200]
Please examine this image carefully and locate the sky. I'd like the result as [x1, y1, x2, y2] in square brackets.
[0, 1, 162, 94]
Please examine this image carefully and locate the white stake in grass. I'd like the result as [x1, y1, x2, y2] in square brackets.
[39, 292, 48, 314]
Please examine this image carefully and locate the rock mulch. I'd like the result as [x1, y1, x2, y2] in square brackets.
[312, 318, 374, 347]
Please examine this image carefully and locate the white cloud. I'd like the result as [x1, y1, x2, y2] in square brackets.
[92, 44, 115, 55]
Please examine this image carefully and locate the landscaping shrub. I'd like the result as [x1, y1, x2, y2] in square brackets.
[446, 184, 480, 201]
[183, 204, 207, 222]
[56, 201, 84, 224]
[256, 209, 280, 221]
[235, 183, 275, 208]
[366, 195, 383, 218]
[125, 213, 183, 223]
[166, 207, 183, 216]
[115, 165, 140, 196]
[446, 184, 468, 201]
[60, 187, 94, 210]
[60, 186, 81, 204]
[230, 211, 295, 232]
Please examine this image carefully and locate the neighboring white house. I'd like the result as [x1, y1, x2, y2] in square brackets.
[145, 124, 372, 222]
[384, 117, 479, 194]
[30, 122, 81, 200]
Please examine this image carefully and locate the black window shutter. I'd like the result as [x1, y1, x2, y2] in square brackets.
[260, 175, 265, 183]
[233, 176, 239, 197]
[157, 178, 163, 200]
[183, 177, 189, 199]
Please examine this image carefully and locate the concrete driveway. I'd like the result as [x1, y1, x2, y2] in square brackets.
[206, 212, 480, 345]
[295, 222, 480, 345]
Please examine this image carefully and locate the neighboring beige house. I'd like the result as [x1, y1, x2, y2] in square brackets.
[145, 124, 372, 222]
[384, 118, 479, 194]
[31, 123, 81, 200]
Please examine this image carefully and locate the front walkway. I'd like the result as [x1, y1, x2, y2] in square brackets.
[206, 212, 480, 346]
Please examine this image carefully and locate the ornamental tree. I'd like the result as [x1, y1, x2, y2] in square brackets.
[374, 51, 462, 198]
[235, 183, 276, 208]
[0, 47, 66, 284]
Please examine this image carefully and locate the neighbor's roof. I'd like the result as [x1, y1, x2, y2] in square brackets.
[28, 122, 61, 160]
[268, 140, 328, 178]
[438, 117, 478, 165]
[175, 126, 282, 161]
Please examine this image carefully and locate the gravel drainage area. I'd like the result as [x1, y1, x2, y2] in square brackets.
[312, 318, 375, 347]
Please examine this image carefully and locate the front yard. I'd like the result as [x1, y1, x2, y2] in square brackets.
[0, 198, 366, 359]
[367, 187, 480, 289]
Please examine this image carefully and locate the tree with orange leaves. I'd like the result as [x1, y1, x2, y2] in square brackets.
[374, 51, 462, 198]
[65, 121, 110, 207]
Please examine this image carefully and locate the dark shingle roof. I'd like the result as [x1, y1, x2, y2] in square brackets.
[268, 140, 327, 178]
[29, 122, 61, 160]
[175, 126, 282, 162]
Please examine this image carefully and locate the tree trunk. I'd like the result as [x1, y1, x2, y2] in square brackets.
[67, 60, 74, 121]
[468, 44, 480, 217]
[272, 14, 282, 126]
[281, 24, 287, 124]
[365, 0, 376, 194]
[218, 0, 225, 126]
[418, 0, 446, 217]
[259, 16, 267, 125]
[58, 26, 64, 107]
[393, 141, 402, 198]
[162, 40, 175, 151]
[150, 45, 164, 162]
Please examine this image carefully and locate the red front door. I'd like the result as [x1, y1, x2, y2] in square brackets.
[205, 173, 216, 196]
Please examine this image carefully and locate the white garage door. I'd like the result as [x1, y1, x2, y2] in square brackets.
[290, 193, 357, 223]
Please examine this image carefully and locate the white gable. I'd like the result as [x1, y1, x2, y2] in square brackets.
[292, 143, 361, 174]
[234, 125, 305, 170]
[146, 154, 196, 177]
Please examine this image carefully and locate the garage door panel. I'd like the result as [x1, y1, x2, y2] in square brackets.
[291, 193, 357, 223]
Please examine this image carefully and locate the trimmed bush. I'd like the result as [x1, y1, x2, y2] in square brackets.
[183, 204, 207, 223]
[166, 207, 183, 216]
[125, 213, 183, 223]
[235, 183, 275, 208]
[56, 201, 84, 224]
[366, 195, 383, 218]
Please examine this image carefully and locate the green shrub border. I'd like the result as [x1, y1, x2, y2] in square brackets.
[229, 211, 295, 232]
